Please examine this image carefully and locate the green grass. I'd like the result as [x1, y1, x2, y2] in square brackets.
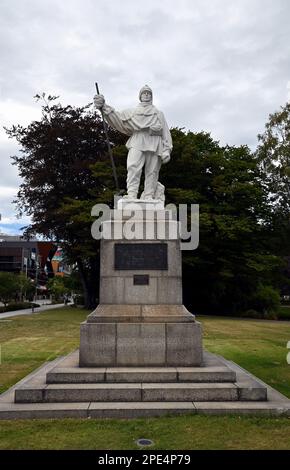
[1, 415, 290, 450]
[201, 315, 290, 398]
[0, 307, 88, 393]
[0, 307, 290, 450]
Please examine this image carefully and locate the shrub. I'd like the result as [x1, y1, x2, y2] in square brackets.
[0, 302, 40, 313]
[277, 306, 290, 321]
[251, 284, 280, 317]
[240, 309, 261, 319]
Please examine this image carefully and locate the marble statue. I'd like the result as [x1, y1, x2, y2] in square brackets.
[94, 85, 172, 201]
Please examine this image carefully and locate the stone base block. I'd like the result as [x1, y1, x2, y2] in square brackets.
[79, 321, 203, 367]
[116, 197, 164, 211]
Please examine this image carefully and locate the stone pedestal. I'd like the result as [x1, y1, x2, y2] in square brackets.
[79, 202, 203, 367]
[117, 197, 164, 211]
[79, 306, 203, 367]
[10, 199, 275, 418]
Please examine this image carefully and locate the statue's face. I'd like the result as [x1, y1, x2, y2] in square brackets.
[140, 91, 152, 102]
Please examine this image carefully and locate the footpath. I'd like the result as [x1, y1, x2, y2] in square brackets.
[0, 302, 68, 319]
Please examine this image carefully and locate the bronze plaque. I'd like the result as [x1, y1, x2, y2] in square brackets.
[114, 243, 168, 270]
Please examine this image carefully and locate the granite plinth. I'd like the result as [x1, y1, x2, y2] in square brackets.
[79, 310, 203, 367]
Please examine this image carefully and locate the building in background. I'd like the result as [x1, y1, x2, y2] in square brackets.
[51, 246, 71, 277]
[0, 234, 71, 294]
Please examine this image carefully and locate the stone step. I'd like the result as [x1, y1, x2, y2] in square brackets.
[2, 401, 288, 420]
[15, 382, 248, 403]
[46, 366, 237, 384]
[2, 352, 284, 419]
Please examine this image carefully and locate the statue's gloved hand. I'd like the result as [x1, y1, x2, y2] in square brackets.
[161, 153, 170, 164]
[93, 94, 105, 109]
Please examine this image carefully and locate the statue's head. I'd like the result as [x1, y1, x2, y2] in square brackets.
[139, 85, 152, 103]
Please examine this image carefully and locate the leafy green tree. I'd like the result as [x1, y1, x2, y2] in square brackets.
[256, 102, 290, 213]
[162, 129, 282, 315]
[62, 269, 83, 295]
[17, 273, 34, 301]
[5, 94, 127, 309]
[0, 272, 21, 306]
[256, 102, 290, 298]
[47, 277, 70, 302]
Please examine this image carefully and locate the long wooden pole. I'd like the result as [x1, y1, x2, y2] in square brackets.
[95, 82, 120, 192]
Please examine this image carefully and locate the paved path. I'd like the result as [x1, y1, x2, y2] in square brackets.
[0, 303, 68, 319]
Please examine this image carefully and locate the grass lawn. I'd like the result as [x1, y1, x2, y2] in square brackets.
[1, 415, 290, 450]
[0, 307, 89, 394]
[201, 315, 290, 398]
[0, 307, 290, 450]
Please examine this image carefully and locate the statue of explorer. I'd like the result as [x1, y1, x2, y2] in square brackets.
[94, 85, 172, 201]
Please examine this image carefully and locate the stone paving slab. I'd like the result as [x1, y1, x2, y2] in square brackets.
[15, 383, 143, 403]
[177, 367, 236, 383]
[0, 400, 289, 419]
[48, 366, 236, 384]
[47, 369, 107, 384]
[142, 382, 239, 402]
[106, 368, 178, 383]
[194, 402, 290, 416]
[88, 401, 196, 418]
[0, 402, 90, 420]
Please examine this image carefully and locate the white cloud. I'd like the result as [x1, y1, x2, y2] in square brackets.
[0, 184, 30, 230]
[0, 215, 30, 226]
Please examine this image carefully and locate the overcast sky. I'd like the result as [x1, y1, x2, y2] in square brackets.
[1, 0, 290, 235]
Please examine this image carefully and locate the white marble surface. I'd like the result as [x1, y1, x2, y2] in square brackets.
[116, 197, 164, 211]
[94, 85, 172, 200]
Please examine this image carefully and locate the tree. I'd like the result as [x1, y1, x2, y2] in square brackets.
[62, 269, 83, 295]
[17, 273, 34, 301]
[256, 102, 290, 214]
[162, 129, 283, 315]
[5, 94, 127, 309]
[0, 272, 20, 306]
[6, 96, 286, 315]
[256, 102, 290, 298]
[47, 277, 70, 302]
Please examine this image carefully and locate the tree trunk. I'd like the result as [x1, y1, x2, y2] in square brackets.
[77, 258, 99, 310]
